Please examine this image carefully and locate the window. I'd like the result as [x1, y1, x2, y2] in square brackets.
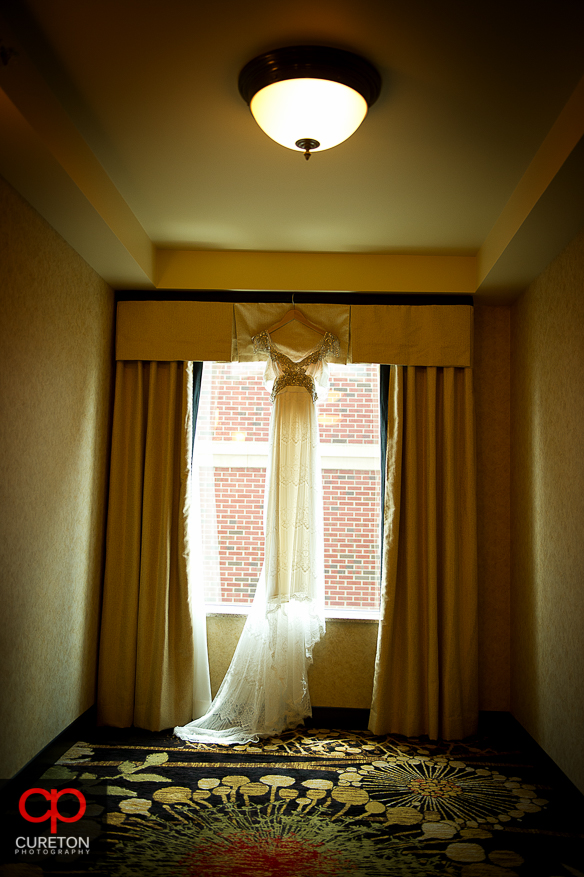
[193, 361, 380, 617]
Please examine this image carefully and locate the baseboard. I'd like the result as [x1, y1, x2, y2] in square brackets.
[307, 707, 370, 730]
[306, 709, 524, 738]
[0, 704, 97, 797]
[307, 709, 522, 737]
[477, 710, 524, 738]
[478, 710, 584, 804]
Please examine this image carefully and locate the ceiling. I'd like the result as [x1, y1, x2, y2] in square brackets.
[1, 0, 583, 301]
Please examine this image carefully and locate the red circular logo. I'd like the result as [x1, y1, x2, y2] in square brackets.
[19, 788, 86, 834]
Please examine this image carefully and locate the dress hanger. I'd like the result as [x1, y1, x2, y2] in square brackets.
[265, 294, 326, 337]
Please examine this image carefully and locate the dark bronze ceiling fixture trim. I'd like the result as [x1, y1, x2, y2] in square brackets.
[238, 45, 381, 108]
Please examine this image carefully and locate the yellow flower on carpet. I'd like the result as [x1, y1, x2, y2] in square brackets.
[331, 786, 370, 819]
[198, 777, 220, 789]
[446, 843, 486, 862]
[348, 755, 545, 829]
[56, 742, 94, 763]
[260, 775, 296, 804]
[120, 798, 152, 815]
[488, 850, 524, 868]
[383, 806, 423, 825]
[421, 820, 458, 839]
[153, 786, 193, 804]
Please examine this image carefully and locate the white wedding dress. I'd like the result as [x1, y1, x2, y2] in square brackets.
[174, 329, 340, 745]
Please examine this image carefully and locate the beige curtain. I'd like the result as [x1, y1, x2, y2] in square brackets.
[97, 360, 211, 730]
[369, 365, 478, 740]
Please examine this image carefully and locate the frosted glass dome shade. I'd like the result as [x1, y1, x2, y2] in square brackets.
[250, 78, 369, 153]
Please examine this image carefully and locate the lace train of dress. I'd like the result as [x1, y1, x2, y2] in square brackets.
[174, 330, 339, 745]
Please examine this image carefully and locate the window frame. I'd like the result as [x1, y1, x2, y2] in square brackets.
[192, 360, 382, 620]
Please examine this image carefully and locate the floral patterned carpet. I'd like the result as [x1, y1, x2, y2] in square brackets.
[2, 725, 583, 876]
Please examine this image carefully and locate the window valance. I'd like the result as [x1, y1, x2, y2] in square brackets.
[116, 300, 473, 367]
[350, 304, 472, 366]
[116, 301, 235, 362]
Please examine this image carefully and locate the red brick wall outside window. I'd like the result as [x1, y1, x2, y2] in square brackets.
[194, 361, 380, 612]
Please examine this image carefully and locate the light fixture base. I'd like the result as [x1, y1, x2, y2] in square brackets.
[295, 138, 320, 160]
[238, 46, 381, 108]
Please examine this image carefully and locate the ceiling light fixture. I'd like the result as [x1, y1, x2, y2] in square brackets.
[238, 45, 381, 160]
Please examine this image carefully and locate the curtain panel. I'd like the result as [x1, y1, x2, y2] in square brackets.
[97, 360, 211, 730]
[370, 365, 478, 740]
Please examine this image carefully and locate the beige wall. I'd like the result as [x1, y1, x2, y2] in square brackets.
[0, 175, 115, 779]
[510, 228, 584, 794]
[474, 305, 511, 711]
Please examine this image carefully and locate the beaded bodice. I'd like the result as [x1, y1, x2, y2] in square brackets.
[252, 330, 340, 403]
